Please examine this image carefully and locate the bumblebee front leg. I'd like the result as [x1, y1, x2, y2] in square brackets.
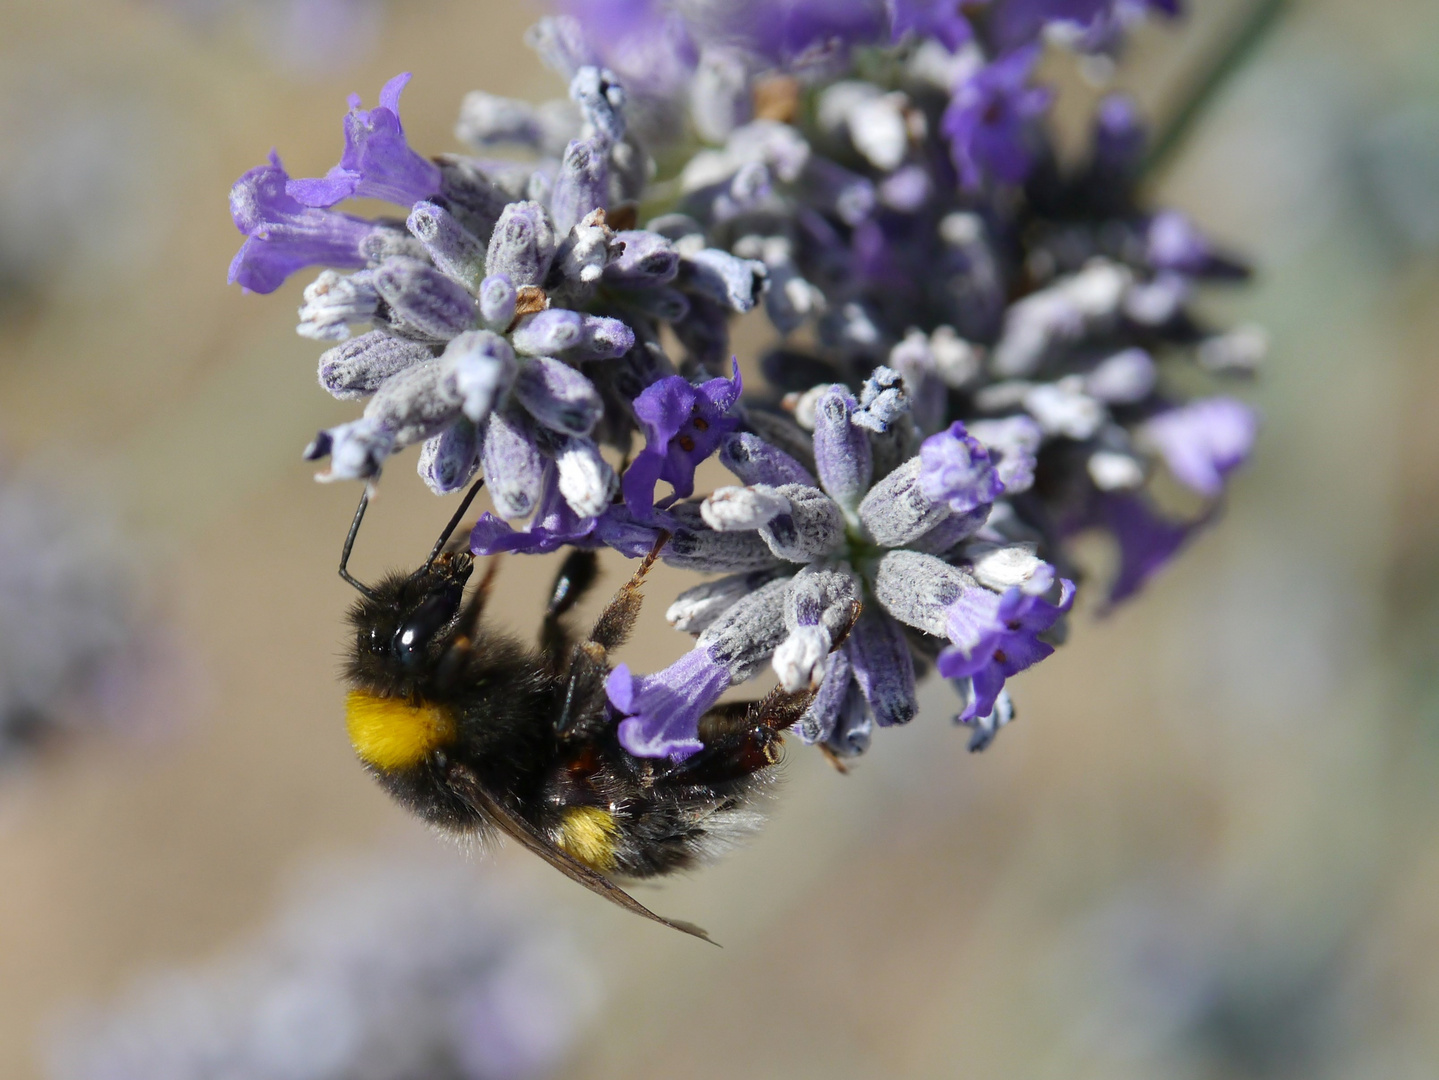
[554, 534, 668, 736]
[585, 532, 669, 652]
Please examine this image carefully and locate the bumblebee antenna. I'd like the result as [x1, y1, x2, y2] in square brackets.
[424, 476, 486, 571]
[339, 486, 381, 602]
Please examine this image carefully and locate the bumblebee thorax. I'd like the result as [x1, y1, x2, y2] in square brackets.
[345, 689, 456, 771]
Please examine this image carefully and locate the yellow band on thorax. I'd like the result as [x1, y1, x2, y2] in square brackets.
[345, 690, 455, 771]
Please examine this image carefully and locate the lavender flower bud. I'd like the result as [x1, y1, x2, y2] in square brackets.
[664, 504, 782, 571]
[570, 66, 626, 144]
[859, 458, 952, 548]
[1084, 347, 1156, 404]
[297, 269, 379, 341]
[812, 387, 872, 511]
[304, 418, 393, 482]
[991, 261, 1131, 377]
[436, 156, 512, 242]
[690, 46, 752, 143]
[697, 577, 790, 681]
[930, 326, 983, 388]
[1197, 325, 1268, 375]
[481, 407, 546, 519]
[361, 357, 463, 446]
[679, 248, 767, 313]
[720, 432, 816, 487]
[318, 330, 434, 400]
[798, 648, 853, 744]
[550, 137, 610, 235]
[478, 273, 517, 331]
[417, 418, 480, 494]
[485, 201, 557, 287]
[510, 310, 635, 360]
[847, 608, 917, 726]
[964, 542, 1056, 596]
[758, 484, 846, 562]
[701, 485, 790, 531]
[604, 231, 680, 287]
[872, 549, 975, 638]
[445, 330, 517, 424]
[406, 201, 485, 292]
[373, 256, 477, 340]
[455, 91, 546, 149]
[553, 435, 617, 517]
[666, 569, 784, 635]
[1023, 379, 1106, 440]
[513, 356, 603, 436]
[359, 221, 428, 265]
[556, 209, 620, 287]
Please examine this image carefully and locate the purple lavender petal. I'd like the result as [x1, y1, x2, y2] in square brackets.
[287, 73, 442, 209]
[1142, 396, 1258, 498]
[942, 47, 1053, 190]
[607, 653, 721, 760]
[918, 421, 1004, 514]
[623, 362, 742, 518]
[797, 646, 853, 744]
[227, 155, 373, 294]
[1099, 493, 1208, 607]
[889, 0, 976, 50]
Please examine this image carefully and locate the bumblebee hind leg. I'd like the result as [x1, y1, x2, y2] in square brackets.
[669, 686, 818, 787]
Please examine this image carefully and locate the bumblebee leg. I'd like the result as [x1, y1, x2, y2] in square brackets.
[666, 686, 818, 787]
[434, 559, 502, 689]
[539, 550, 600, 662]
[585, 531, 669, 652]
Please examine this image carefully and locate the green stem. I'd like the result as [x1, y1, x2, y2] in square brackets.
[1142, 0, 1292, 177]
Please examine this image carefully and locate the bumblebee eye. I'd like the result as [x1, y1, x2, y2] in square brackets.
[391, 588, 461, 666]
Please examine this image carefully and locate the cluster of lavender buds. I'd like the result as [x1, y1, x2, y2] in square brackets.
[228, 0, 1260, 759]
[48, 855, 598, 1080]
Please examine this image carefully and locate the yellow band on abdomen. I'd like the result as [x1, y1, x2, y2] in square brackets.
[345, 690, 455, 771]
[557, 806, 620, 871]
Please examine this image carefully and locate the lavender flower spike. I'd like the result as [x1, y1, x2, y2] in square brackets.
[287, 73, 443, 209]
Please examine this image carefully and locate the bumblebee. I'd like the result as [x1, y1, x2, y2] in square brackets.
[335, 480, 829, 940]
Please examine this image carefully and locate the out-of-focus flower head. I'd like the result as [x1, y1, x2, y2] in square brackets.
[47, 852, 600, 1080]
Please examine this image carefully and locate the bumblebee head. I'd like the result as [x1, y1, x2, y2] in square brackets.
[346, 551, 476, 687]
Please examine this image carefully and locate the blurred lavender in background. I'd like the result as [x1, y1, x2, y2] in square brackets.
[145, 0, 386, 74]
[0, 448, 177, 772]
[46, 852, 599, 1080]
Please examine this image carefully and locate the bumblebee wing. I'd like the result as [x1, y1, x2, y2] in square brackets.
[448, 767, 715, 944]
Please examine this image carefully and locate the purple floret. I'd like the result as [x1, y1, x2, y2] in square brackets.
[942, 46, 1054, 190]
[287, 73, 443, 210]
[622, 361, 743, 519]
[227, 153, 373, 294]
[606, 651, 729, 759]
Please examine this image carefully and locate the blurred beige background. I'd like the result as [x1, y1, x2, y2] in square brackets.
[3, 0, 1439, 1077]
